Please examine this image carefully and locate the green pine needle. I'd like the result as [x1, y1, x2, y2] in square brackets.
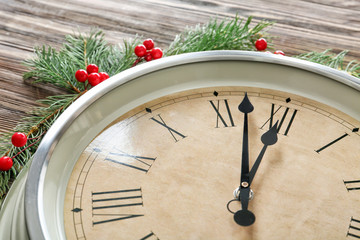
[295, 50, 360, 77]
[166, 16, 273, 56]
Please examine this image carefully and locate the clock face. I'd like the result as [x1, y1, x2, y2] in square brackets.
[24, 51, 360, 240]
[63, 86, 360, 239]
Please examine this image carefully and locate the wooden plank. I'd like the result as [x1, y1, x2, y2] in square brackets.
[0, 0, 359, 134]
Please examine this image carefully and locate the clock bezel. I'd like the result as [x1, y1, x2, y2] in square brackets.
[24, 50, 360, 239]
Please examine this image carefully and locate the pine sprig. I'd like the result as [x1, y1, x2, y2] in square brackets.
[2, 15, 359, 206]
[23, 30, 141, 93]
[0, 30, 142, 201]
[165, 16, 273, 56]
[295, 50, 360, 77]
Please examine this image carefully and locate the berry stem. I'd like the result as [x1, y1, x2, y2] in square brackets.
[132, 57, 142, 67]
[67, 81, 81, 93]
[10, 135, 44, 160]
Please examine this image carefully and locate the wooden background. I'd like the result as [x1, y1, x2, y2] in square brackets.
[1, 0, 360, 134]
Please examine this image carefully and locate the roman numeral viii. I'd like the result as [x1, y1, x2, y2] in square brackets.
[209, 99, 235, 128]
[105, 150, 156, 173]
[92, 188, 144, 225]
[261, 103, 298, 136]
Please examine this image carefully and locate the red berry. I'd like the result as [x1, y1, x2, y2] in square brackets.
[0, 156, 13, 171]
[99, 72, 109, 82]
[143, 39, 155, 50]
[86, 64, 99, 74]
[134, 45, 147, 57]
[88, 73, 101, 86]
[150, 47, 163, 60]
[75, 69, 88, 82]
[255, 38, 267, 51]
[144, 53, 153, 62]
[274, 50, 285, 56]
[11, 132, 27, 147]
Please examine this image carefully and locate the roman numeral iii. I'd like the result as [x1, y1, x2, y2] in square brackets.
[347, 217, 360, 239]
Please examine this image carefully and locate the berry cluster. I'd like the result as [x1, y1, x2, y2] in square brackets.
[75, 64, 109, 87]
[254, 38, 285, 56]
[133, 39, 163, 66]
[0, 132, 28, 171]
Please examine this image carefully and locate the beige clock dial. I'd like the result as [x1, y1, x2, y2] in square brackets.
[63, 87, 360, 240]
[21, 51, 360, 240]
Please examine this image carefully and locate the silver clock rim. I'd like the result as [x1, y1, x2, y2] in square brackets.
[24, 50, 360, 240]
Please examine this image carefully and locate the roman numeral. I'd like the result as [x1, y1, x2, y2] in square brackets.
[92, 188, 144, 225]
[105, 151, 156, 173]
[140, 232, 159, 240]
[261, 103, 298, 136]
[315, 133, 349, 153]
[315, 128, 358, 153]
[209, 99, 235, 128]
[150, 114, 186, 142]
[344, 180, 360, 191]
[347, 217, 360, 239]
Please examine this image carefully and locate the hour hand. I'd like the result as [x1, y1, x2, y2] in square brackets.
[248, 121, 278, 185]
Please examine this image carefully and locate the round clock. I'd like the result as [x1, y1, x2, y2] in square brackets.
[12, 51, 360, 239]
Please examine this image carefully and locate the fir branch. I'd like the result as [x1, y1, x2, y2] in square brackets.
[0, 93, 79, 199]
[295, 50, 360, 77]
[0, 17, 275, 203]
[165, 16, 273, 56]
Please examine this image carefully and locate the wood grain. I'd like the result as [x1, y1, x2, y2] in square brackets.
[1, 0, 360, 134]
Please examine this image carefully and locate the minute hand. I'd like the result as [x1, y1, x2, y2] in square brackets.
[248, 122, 278, 186]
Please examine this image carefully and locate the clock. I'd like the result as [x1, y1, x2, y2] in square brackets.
[3, 51, 360, 239]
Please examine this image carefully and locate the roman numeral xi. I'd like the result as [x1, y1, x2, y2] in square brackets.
[209, 99, 235, 128]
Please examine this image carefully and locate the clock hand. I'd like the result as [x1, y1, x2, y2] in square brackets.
[248, 121, 278, 185]
[232, 123, 278, 226]
[238, 93, 254, 186]
[230, 93, 255, 226]
[229, 93, 278, 227]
